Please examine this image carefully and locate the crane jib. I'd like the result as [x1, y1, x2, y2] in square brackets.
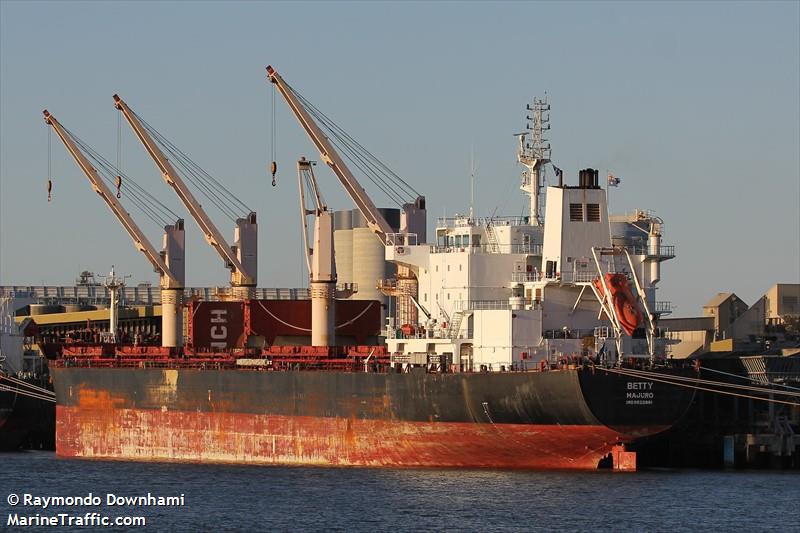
[41, 110, 182, 289]
[113, 95, 256, 288]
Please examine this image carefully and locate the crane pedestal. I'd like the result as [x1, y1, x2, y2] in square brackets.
[231, 285, 255, 300]
[310, 281, 336, 347]
[161, 289, 184, 348]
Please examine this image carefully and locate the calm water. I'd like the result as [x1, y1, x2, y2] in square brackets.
[1, 452, 798, 532]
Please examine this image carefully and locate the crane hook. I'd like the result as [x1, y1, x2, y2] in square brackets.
[47, 179, 52, 203]
[115, 175, 122, 198]
[270, 161, 277, 187]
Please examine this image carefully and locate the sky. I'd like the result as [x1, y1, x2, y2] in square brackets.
[1, 1, 798, 316]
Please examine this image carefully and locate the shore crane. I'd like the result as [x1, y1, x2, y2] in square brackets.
[43, 110, 186, 347]
[113, 95, 257, 299]
[266, 65, 426, 327]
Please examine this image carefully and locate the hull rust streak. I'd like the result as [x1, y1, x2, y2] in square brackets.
[53, 367, 692, 469]
[58, 405, 642, 469]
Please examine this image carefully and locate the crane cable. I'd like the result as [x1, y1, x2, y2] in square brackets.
[128, 109, 252, 221]
[62, 124, 181, 228]
[155, 132, 243, 220]
[67, 126, 173, 224]
[116, 111, 123, 198]
[282, 80, 420, 206]
[271, 83, 277, 186]
[47, 126, 52, 202]
[294, 88, 411, 205]
[293, 86, 421, 199]
[133, 111, 246, 216]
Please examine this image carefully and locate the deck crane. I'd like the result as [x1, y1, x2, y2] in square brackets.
[113, 95, 257, 299]
[296, 157, 355, 346]
[266, 65, 426, 327]
[43, 110, 186, 347]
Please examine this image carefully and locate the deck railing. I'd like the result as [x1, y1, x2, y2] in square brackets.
[430, 243, 541, 255]
[629, 244, 675, 258]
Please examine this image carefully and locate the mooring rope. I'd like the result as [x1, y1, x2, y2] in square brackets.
[608, 366, 800, 399]
[700, 365, 800, 392]
[0, 374, 54, 397]
[595, 366, 800, 407]
[0, 384, 56, 403]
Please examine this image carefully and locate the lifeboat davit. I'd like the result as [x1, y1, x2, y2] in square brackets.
[593, 273, 642, 336]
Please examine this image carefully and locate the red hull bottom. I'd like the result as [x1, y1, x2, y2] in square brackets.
[57, 406, 641, 470]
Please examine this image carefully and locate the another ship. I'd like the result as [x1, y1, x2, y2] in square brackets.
[0, 297, 55, 450]
[44, 67, 695, 470]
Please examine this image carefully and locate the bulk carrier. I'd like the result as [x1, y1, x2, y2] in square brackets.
[43, 66, 695, 470]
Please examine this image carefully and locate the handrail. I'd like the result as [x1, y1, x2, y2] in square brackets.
[629, 244, 675, 257]
[453, 299, 540, 311]
[430, 243, 541, 255]
[513, 270, 603, 283]
[1, 286, 311, 306]
[436, 215, 532, 228]
[654, 301, 673, 314]
[386, 233, 418, 246]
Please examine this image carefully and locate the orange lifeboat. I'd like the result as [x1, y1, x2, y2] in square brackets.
[592, 273, 642, 336]
[400, 324, 416, 336]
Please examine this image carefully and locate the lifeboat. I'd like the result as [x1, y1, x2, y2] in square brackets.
[593, 273, 642, 336]
[400, 324, 416, 336]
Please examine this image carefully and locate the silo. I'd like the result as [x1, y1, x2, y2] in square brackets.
[350, 208, 399, 315]
[333, 210, 353, 286]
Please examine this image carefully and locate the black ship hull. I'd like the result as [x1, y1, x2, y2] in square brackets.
[53, 365, 694, 469]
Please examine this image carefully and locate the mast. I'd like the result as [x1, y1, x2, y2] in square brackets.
[297, 158, 340, 346]
[518, 96, 551, 226]
[104, 267, 126, 344]
[469, 147, 475, 222]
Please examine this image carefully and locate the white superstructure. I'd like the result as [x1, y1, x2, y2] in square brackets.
[265, 68, 674, 365]
[383, 103, 675, 371]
